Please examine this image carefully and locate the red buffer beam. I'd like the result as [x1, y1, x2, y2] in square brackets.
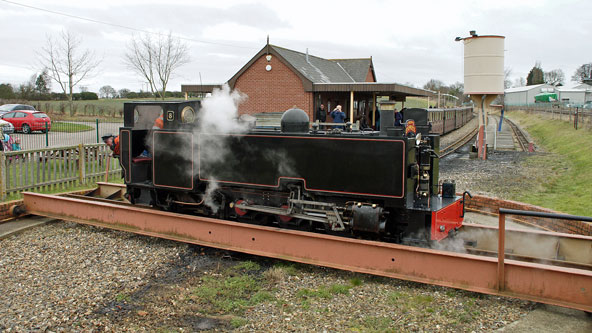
[22, 192, 592, 312]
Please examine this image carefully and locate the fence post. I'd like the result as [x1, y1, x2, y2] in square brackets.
[78, 143, 85, 185]
[0, 152, 5, 200]
[45, 122, 49, 147]
[575, 108, 579, 130]
[96, 119, 99, 143]
[498, 212, 506, 291]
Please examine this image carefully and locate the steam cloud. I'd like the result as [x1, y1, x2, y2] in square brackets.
[194, 84, 249, 212]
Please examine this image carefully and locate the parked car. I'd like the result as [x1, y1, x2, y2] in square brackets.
[0, 119, 14, 134]
[0, 104, 36, 116]
[583, 101, 592, 109]
[1, 110, 51, 133]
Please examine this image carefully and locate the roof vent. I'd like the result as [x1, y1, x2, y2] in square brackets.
[281, 107, 309, 133]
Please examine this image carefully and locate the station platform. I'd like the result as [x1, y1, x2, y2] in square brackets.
[486, 115, 515, 150]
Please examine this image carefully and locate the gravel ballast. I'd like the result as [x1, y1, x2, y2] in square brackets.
[0, 222, 534, 331]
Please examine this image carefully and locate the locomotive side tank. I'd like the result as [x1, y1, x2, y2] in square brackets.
[119, 101, 464, 243]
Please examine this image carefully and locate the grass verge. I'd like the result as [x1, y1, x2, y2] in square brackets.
[50, 122, 95, 133]
[190, 261, 273, 316]
[509, 111, 592, 215]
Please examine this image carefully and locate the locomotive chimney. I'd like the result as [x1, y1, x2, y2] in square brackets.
[378, 101, 396, 135]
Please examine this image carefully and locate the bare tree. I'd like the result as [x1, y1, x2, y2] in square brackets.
[423, 79, 446, 92]
[544, 69, 565, 86]
[504, 68, 512, 89]
[99, 85, 117, 99]
[513, 77, 526, 87]
[124, 32, 190, 100]
[571, 63, 592, 83]
[38, 30, 101, 114]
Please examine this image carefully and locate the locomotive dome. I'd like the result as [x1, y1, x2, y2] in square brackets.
[280, 107, 309, 133]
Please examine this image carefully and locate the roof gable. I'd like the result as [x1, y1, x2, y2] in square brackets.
[227, 44, 374, 91]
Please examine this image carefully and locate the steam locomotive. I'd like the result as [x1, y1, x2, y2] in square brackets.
[118, 101, 466, 243]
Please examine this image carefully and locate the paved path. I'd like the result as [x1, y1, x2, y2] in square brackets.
[0, 216, 55, 239]
[487, 115, 515, 150]
[10, 122, 122, 150]
[499, 304, 591, 332]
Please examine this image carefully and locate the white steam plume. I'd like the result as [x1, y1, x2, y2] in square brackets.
[194, 84, 248, 212]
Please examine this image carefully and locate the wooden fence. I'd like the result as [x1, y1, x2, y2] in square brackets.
[505, 105, 592, 129]
[0, 143, 121, 200]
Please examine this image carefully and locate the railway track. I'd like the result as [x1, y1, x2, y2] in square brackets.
[18, 183, 592, 312]
[440, 126, 479, 157]
[504, 117, 532, 152]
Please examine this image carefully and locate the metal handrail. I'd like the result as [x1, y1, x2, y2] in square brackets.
[496, 208, 591, 292]
[499, 208, 592, 222]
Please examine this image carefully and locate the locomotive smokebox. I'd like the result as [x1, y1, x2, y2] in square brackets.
[281, 108, 310, 133]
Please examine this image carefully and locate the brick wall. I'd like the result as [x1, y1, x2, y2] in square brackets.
[365, 67, 375, 82]
[234, 55, 314, 120]
[463, 194, 592, 236]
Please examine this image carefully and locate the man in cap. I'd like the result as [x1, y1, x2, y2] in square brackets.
[102, 134, 120, 157]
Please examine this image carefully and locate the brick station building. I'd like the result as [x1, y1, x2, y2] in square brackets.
[182, 43, 434, 127]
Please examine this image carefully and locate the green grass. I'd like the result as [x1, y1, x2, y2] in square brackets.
[230, 317, 248, 328]
[29, 98, 200, 121]
[51, 122, 94, 133]
[377, 96, 458, 110]
[352, 316, 394, 332]
[115, 293, 130, 302]
[509, 111, 592, 215]
[296, 283, 353, 300]
[190, 261, 273, 315]
[2, 154, 123, 201]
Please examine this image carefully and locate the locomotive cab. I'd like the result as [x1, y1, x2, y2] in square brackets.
[119, 101, 200, 190]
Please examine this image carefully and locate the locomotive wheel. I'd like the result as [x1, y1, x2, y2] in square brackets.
[277, 204, 293, 228]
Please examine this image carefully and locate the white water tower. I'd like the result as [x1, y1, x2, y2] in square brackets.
[456, 31, 505, 159]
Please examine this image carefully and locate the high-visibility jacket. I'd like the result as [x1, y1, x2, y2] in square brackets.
[153, 114, 164, 129]
[112, 136, 120, 156]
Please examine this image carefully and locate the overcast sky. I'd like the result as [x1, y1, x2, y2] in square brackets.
[0, 0, 590, 93]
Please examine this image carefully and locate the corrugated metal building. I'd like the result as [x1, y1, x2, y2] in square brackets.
[557, 83, 592, 105]
[504, 84, 556, 106]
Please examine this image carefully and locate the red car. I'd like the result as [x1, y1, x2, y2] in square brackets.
[1, 110, 52, 134]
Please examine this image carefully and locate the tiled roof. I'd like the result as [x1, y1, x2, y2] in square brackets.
[270, 45, 371, 83]
[330, 58, 373, 82]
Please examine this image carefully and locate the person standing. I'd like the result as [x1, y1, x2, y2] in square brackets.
[316, 104, 327, 124]
[394, 108, 403, 126]
[330, 105, 346, 123]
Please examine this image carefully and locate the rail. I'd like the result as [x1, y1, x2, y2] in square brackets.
[0, 144, 121, 200]
[504, 117, 533, 152]
[21, 190, 592, 312]
[440, 127, 478, 157]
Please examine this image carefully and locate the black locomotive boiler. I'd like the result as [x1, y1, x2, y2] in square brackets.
[119, 101, 465, 243]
